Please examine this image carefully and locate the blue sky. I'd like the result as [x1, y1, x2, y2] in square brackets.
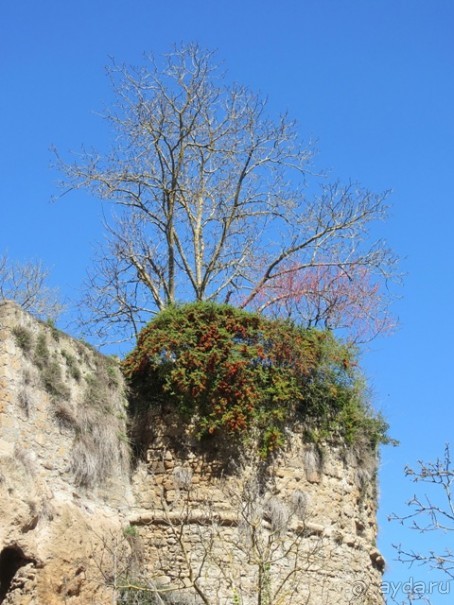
[1, 1, 453, 602]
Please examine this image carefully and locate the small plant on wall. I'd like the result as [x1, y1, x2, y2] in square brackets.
[122, 302, 389, 456]
[12, 325, 33, 354]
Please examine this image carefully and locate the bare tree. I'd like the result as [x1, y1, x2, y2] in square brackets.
[389, 445, 454, 578]
[57, 43, 398, 343]
[388, 445, 454, 604]
[0, 252, 62, 321]
[107, 462, 340, 605]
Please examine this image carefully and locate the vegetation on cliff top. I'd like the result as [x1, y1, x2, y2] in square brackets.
[122, 302, 390, 456]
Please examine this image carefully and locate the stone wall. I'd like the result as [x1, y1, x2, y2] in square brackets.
[0, 300, 385, 604]
[130, 407, 385, 605]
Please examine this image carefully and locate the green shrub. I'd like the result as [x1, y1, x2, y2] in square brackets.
[32, 333, 70, 401]
[34, 333, 50, 368]
[46, 317, 60, 341]
[41, 360, 71, 401]
[122, 302, 389, 455]
[123, 524, 138, 538]
[106, 361, 120, 388]
[12, 326, 33, 354]
[61, 349, 82, 381]
[117, 584, 161, 604]
[117, 583, 193, 604]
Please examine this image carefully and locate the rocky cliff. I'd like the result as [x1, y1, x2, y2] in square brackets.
[0, 301, 385, 604]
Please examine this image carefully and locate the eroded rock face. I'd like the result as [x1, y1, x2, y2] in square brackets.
[0, 301, 130, 604]
[0, 301, 385, 604]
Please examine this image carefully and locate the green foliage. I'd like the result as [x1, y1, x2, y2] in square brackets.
[123, 524, 138, 538]
[117, 584, 159, 604]
[117, 584, 196, 605]
[32, 333, 70, 401]
[61, 349, 82, 381]
[34, 332, 50, 368]
[41, 361, 71, 401]
[106, 360, 120, 388]
[12, 326, 33, 354]
[123, 303, 389, 455]
[45, 317, 60, 341]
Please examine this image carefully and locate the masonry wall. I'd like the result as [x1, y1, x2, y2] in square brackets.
[0, 301, 385, 605]
[130, 406, 385, 605]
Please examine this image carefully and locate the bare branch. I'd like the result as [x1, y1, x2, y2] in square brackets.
[0, 252, 63, 321]
[57, 44, 398, 345]
[389, 445, 454, 583]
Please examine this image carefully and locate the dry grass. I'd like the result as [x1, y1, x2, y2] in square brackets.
[70, 356, 130, 488]
[12, 325, 33, 354]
